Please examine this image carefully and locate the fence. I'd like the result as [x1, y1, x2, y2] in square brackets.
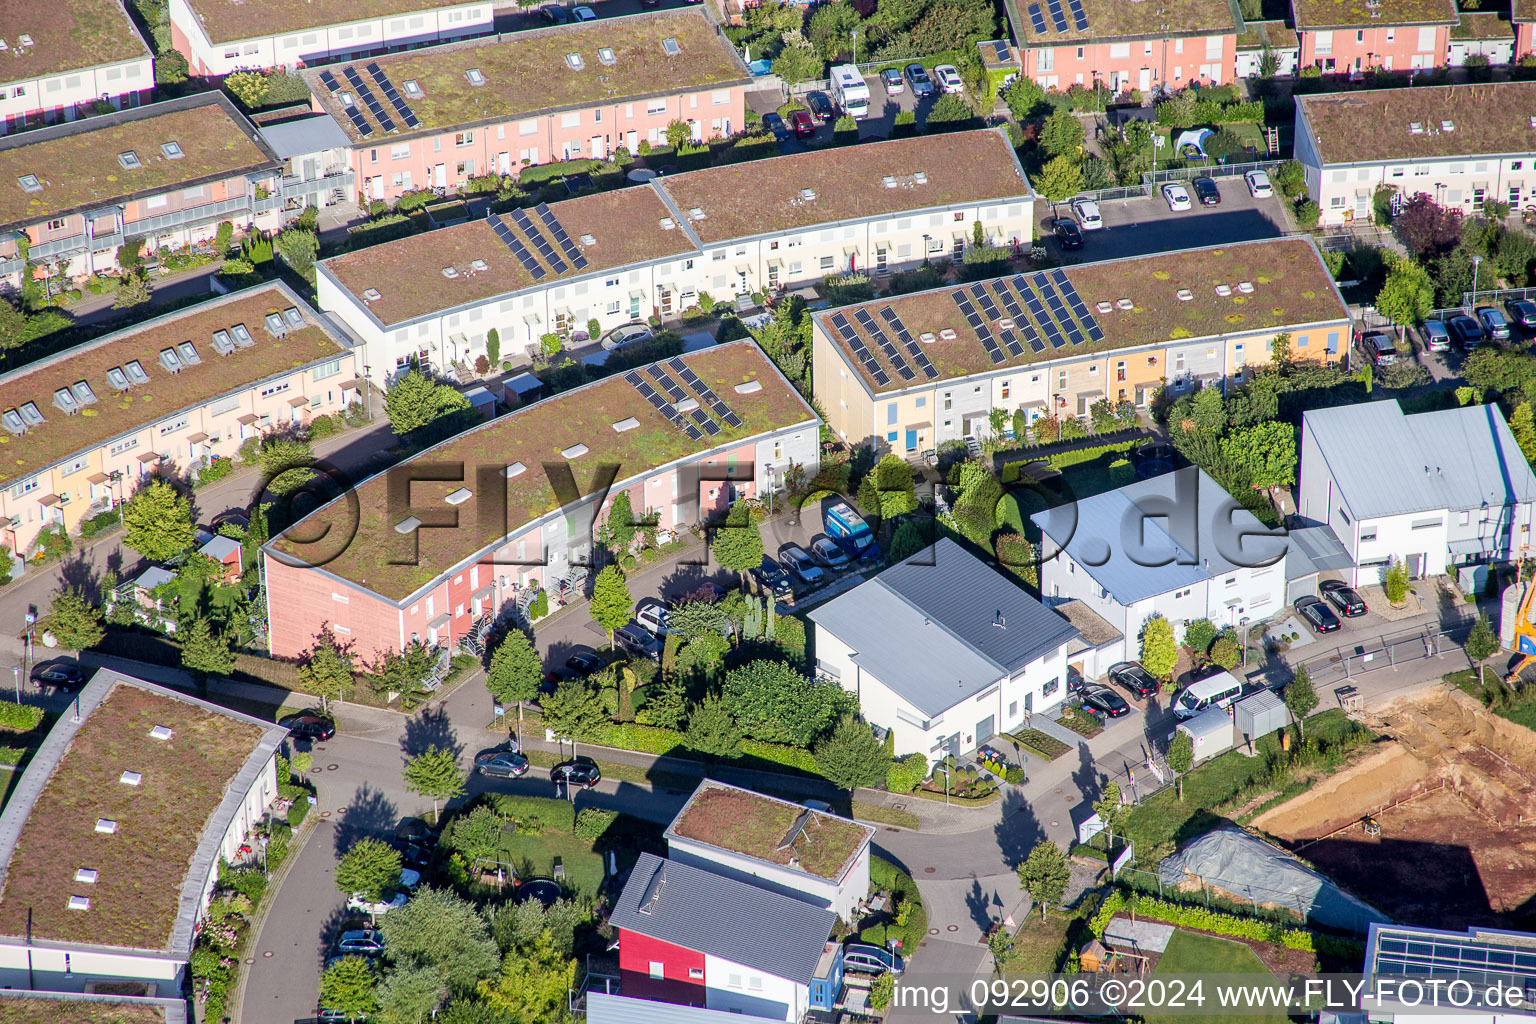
[1113, 864, 1382, 936]
[1292, 616, 1475, 692]
[1142, 159, 1284, 186]
[1461, 283, 1536, 310]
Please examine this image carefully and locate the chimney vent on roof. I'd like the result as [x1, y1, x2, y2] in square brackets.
[95, 819, 117, 834]
[68, 896, 90, 911]
[912, 171, 928, 184]
[363, 288, 381, 301]
[503, 461, 527, 478]
[611, 416, 640, 433]
[882, 175, 898, 189]
[1409, 121, 1424, 134]
[75, 868, 98, 884]
[442, 266, 459, 278]
[993, 610, 1006, 628]
[445, 488, 473, 505]
[1237, 281, 1254, 293]
[689, 207, 707, 220]
[120, 771, 142, 786]
[149, 725, 173, 740]
[800, 188, 817, 201]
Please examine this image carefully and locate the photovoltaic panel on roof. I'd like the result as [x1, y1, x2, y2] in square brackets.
[880, 306, 937, 379]
[1046, 0, 1069, 31]
[998, 328, 1025, 359]
[1067, 0, 1088, 31]
[669, 358, 743, 428]
[1027, 2, 1047, 33]
[1015, 277, 1065, 348]
[690, 408, 721, 436]
[1035, 274, 1079, 344]
[992, 280, 1026, 322]
[537, 204, 588, 270]
[970, 283, 1001, 322]
[975, 323, 1005, 364]
[319, 70, 341, 93]
[343, 66, 363, 87]
[347, 109, 373, 138]
[648, 365, 687, 404]
[1051, 268, 1105, 341]
[854, 309, 915, 381]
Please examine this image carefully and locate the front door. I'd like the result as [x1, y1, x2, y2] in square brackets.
[976, 715, 995, 745]
[590, 135, 606, 159]
[1407, 553, 1423, 578]
[1139, 67, 1151, 92]
[432, 163, 446, 188]
[905, 429, 917, 452]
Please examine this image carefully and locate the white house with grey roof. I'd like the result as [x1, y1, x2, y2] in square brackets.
[808, 537, 1079, 759]
[1032, 467, 1289, 668]
[1298, 400, 1536, 586]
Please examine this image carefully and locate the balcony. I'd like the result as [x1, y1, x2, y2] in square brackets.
[130, 194, 261, 236]
[281, 170, 353, 199]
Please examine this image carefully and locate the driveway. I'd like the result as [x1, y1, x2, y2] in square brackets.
[1042, 176, 1289, 263]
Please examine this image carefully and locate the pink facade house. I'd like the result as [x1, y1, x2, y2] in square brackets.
[300, 8, 751, 207]
[0, 0, 154, 135]
[1515, 0, 1536, 58]
[1006, 0, 1236, 93]
[1292, 0, 1459, 73]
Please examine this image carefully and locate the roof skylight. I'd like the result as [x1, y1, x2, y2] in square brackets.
[161, 141, 184, 160]
[118, 151, 141, 170]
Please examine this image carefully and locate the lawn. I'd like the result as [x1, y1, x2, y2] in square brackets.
[0, 769, 19, 814]
[998, 903, 1093, 975]
[1146, 930, 1285, 1024]
[499, 831, 606, 897]
[1000, 443, 1141, 540]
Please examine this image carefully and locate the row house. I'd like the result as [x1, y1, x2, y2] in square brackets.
[1518, 0, 1536, 58]
[1235, 20, 1301, 78]
[1005, 0, 1237, 93]
[0, 0, 154, 135]
[1449, 11, 1515, 65]
[169, 0, 492, 78]
[811, 236, 1351, 456]
[260, 341, 819, 663]
[0, 93, 283, 293]
[299, 8, 751, 206]
[315, 130, 1035, 388]
[1291, 0, 1459, 73]
[255, 113, 358, 218]
[1294, 82, 1536, 227]
[0, 282, 359, 560]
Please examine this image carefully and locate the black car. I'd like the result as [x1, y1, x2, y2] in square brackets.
[1078, 683, 1131, 719]
[539, 3, 570, 22]
[1447, 314, 1486, 349]
[550, 759, 602, 788]
[31, 663, 85, 692]
[1053, 218, 1083, 250]
[1295, 595, 1341, 634]
[1192, 177, 1221, 206]
[1507, 298, 1536, 329]
[1319, 579, 1367, 617]
[1066, 664, 1085, 694]
[1107, 661, 1159, 699]
[564, 650, 606, 677]
[753, 556, 794, 597]
[279, 712, 336, 741]
[806, 91, 836, 122]
[390, 839, 433, 869]
[474, 750, 531, 778]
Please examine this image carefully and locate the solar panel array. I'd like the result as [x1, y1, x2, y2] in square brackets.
[951, 290, 1005, 364]
[854, 308, 915, 383]
[512, 208, 568, 274]
[830, 312, 890, 387]
[1374, 931, 1536, 996]
[365, 61, 421, 130]
[1051, 268, 1105, 341]
[487, 212, 546, 280]
[625, 370, 705, 441]
[1026, 2, 1047, 32]
[535, 203, 589, 271]
[1045, 0, 1069, 32]
[1067, 0, 1089, 30]
[991, 280, 1046, 354]
[318, 70, 341, 93]
[342, 65, 394, 134]
[879, 306, 936, 378]
[668, 357, 743, 428]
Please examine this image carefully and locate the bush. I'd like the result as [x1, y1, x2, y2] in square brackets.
[1293, 197, 1321, 230]
[573, 807, 619, 839]
[886, 752, 928, 794]
[288, 799, 311, 828]
[487, 793, 575, 833]
[78, 509, 121, 539]
[0, 701, 43, 732]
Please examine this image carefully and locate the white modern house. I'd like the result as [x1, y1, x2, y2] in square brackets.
[1297, 400, 1536, 585]
[809, 537, 1080, 759]
[1032, 467, 1289, 665]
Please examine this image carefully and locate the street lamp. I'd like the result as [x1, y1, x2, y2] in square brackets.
[1473, 255, 1483, 307]
[21, 613, 34, 682]
[10, 665, 17, 703]
[363, 364, 373, 421]
[762, 462, 774, 518]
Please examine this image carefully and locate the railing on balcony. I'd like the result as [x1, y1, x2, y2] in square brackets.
[131, 194, 261, 236]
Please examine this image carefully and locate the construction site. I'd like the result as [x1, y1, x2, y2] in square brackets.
[1251, 687, 1536, 929]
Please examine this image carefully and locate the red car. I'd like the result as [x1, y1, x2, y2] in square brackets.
[788, 110, 815, 137]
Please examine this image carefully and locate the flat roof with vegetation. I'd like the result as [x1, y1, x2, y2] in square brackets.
[184, 0, 476, 45]
[1449, 11, 1514, 40]
[1010, 0, 1234, 45]
[0, 995, 171, 1023]
[301, 8, 748, 145]
[665, 780, 874, 883]
[0, 283, 348, 488]
[818, 237, 1348, 395]
[0, 675, 277, 951]
[0, 95, 276, 231]
[0, 0, 150, 83]
[1297, 82, 1536, 165]
[1236, 19, 1299, 50]
[1291, 0, 1458, 29]
[266, 341, 817, 601]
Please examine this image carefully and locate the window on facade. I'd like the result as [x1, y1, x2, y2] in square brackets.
[1042, 676, 1059, 696]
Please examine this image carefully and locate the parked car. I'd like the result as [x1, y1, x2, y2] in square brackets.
[538, 3, 569, 23]
[1244, 169, 1274, 198]
[635, 598, 671, 637]
[1319, 579, 1368, 617]
[1107, 661, 1160, 699]
[347, 890, 409, 915]
[1070, 198, 1103, 230]
[1447, 314, 1486, 349]
[614, 623, 662, 661]
[1295, 595, 1341, 634]
[904, 63, 934, 96]
[279, 712, 335, 741]
[601, 323, 652, 351]
[1420, 318, 1451, 352]
[1173, 671, 1244, 719]
[210, 509, 249, 532]
[572, 5, 597, 20]
[1507, 298, 1536, 329]
[390, 839, 433, 869]
[31, 663, 84, 692]
[779, 545, 825, 585]
[806, 91, 836, 122]
[1192, 177, 1221, 206]
[844, 943, 905, 976]
[933, 64, 964, 93]
[564, 649, 607, 677]
[1078, 683, 1131, 719]
[1162, 182, 1192, 212]
[762, 111, 786, 138]
[399, 868, 421, 890]
[788, 109, 815, 137]
[880, 68, 904, 94]
[474, 750, 531, 778]
[1477, 306, 1512, 341]
[810, 537, 852, 571]
[336, 929, 385, 956]
[1066, 664, 1085, 694]
[753, 556, 794, 597]
[550, 758, 602, 788]
[1361, 330, 1396, 366]
[1053, 218, 1083, 250]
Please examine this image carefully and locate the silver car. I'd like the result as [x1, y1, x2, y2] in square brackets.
[811, 537, 852, 571]
[779, 545, 824, 585]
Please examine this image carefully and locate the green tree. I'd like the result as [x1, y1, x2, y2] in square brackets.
[1182, 618, 1218, 657]
[1140, 614, 1178, 681]
[1040, 108, 1085, 157]
[486, 327, 501, 367]
[684, 693, 743, 759]
[1017, 840, 1071, 921]
[378, 886, 500, 992]
[445, 804, 503, 864]
[369, 639, 434, 697]
[476, 931, 577, 1021]
[589, 565, 632, 643]
[1511, 403, 1536, 467]
[712, 501, 766, 582]
[924, 93, 974, 131]
[112, 271, 152, 308]
[1092, 781, 1123, 837]
[44, 587, 104, 653]
[814, 715, 888, 791]
[1465, 614, 1499, 688]
[224, 70, 270, 107]
[605, 490, 638, 555]
[335, 838, 402, 903]
[1166, 730, 1194, 800]
[886, 519, 931, 565]
[539, 680, 610, 740]
[486, 628, 543, 740]
[1375, 260, 1435, 327]
[1036, 155, 1085, 203]
[865, 453, 918, 519]
[154, 50, 189, 86]
[275, 227, 320, 278]
[1220, 421, 1298, 488]
[121, 480, 194, 560]
[1383, 559, 1410, 605]
[180, 616, 234, 683]
[298, 627, 355, 710]
[1003, 78, 1048, 120]
[258, 434, 315, 496]
[722, 659, 853, 747]
[664, 118, 693, 149]
[383, 369, 472, 438]
[1209, 634, 1241, 671]
[771, 44, 823, 85]
[402, 745, 467, 821]
[375, 965, 441, 1024]
[1284, 663, 1318, 735]
[319, 956, 379, 1020]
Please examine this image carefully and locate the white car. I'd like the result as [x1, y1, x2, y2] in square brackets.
[601, 323, 651, 351]
[1161, 182, 1192, 212]
[347, 891, 408, 915]
[1244, 169, 1274, 198]
[1070, 198, 1103, 230]
[933, 65, 964, 93]
[572, 5, 597, 20]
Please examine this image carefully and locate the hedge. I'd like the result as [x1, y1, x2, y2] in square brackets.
[1091, 889, 1362, 959]
[573, 807, 619, 839]
[1154, 98, 1265, 126]
[870, 855, 928, 954]
[0, 701, 44, 732]
[591, 722, 821, 776]
[488, 793, 576, 833]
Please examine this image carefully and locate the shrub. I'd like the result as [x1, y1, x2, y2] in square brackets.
[78, 509, 121, 539]
[288, 799, 311, 828]
[886, 752, 928, 794]
[573, 807, 619, 839]
[0, 701, 43, 732]
[1294, 197, 1321, 230]
[487, 793, 575, 833]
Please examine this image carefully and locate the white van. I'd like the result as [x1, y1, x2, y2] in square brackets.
[1172, 670, 1244, 720]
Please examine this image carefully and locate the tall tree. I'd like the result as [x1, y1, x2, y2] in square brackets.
[384, 369, 472, 438]
[476, 931, 577, 1022]
[180, 616, 234, 684]
[683, 693, 743, 760]
[1284, 663, 1319, 736]
[335, 838, 402, 902]
[722, 659, 853, 747]
[121, 480, 194, 560]
[539, 680, 609, 742]
[1166, 730, 1194, 801]
[298, 626, 354, 710]
[1219, 421, 1299, 489]
[712, 501, 765, 583]
[1375, 260, 1435, 327]
[44, 587, 104, 654]
[485, 628, 543, 740]
[588, 565, 632, 643]
[1039, 108, 1085, 157]
[1017, 840, 1071, 921]
[378, 886, 500, 992]
[1139, 615, 1178, 682]
[319, 956, 379, 1020]
[813, 716, 889, 791]
[402, 745, 467, 821]
[257, 435, 315, 496]
[1035, 155, 1084, 203]
[605, 490, 638, 555]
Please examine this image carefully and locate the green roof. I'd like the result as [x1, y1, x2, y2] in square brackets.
[1297, 82, 1536, 165]
[0, 0, 149, 82]
[1291, 0, 1459, 30]
[1011, 0, 1235, 44]
[183, 0, 475, 45]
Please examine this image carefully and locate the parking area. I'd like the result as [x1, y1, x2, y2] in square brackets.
[1043, 175, 1291, 263]
[749, 68, 960, 154]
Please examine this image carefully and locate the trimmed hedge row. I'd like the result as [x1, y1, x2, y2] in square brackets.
[592, 721, 821, 775]
[489, 793, 576, 833]
[0, 701, 44, 732]
[1091, 889, 1362, 961]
